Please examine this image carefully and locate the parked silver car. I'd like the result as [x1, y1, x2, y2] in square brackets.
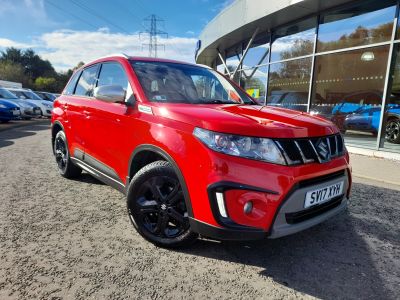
[7, 88, 53, 117]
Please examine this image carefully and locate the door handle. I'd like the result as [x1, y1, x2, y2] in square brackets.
[83, 110, 91, 118]
[63, 104, 68, 110]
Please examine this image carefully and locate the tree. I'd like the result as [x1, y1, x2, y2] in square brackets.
[0, 47, 57, 85]
[73, 61, 85, 71]
[0, 47, 24, 63]
[22, 49, 56, 79]
[0, 60, 32, 87]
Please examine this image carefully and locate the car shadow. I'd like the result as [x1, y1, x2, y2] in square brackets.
[0, 123, 50, 149]
[71, 173, 105, 185]
[177, 182, 399, 299]
[0, 140, 14, 148]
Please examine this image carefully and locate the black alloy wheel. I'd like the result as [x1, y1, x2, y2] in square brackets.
[54, 131, 82, 178]
[127, 161, 197, 247]
[385, 118, 400, 144]
[55, 133, 68, 172]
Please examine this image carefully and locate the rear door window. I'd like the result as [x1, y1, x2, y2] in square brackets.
[74, 65, 99, 97]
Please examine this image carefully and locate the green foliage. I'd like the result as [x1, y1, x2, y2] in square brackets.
[0, 60, 32, 87]
[34, 77, 57, 92]
[0, 47, 80, 93]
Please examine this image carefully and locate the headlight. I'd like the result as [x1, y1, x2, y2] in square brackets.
[193, 127, 286, 165]
[0, 104, 6, 108]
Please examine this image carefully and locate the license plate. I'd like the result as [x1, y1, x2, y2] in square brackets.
[304, 181, 344, 208]
[12, 110, 20, 116]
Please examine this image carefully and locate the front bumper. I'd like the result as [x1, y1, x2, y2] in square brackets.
[268, 170, 349, 238]
[190, 169, 349, 241]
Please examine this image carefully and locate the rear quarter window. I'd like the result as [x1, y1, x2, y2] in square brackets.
[63, 70, 82, 95]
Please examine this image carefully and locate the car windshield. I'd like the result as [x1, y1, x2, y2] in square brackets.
[0, 88, 18, 99]
[131, 61, 254, 104]
[22, 91, 43, 100]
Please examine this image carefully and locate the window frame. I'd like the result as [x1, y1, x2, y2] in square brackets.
[72, 63, 101, 98]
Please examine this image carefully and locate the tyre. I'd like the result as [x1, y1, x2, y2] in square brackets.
[54, 130, 82, 178]
[127, 160, 198, 248]
[385, 118, 400, 144]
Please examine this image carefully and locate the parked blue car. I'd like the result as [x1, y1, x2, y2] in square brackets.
[0, 99, 21, 123]
[344, 104, 400, 144]
[0, 88, 41, 119]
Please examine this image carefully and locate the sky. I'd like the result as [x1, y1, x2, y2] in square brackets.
[0, 0, 234, 71]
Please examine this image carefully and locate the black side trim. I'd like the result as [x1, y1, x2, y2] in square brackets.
[285, 195, 344, 224]
[73, 148, 84, 161]
[82, 152, 121, 182]
[189, 218, 266, 241]
[207, 181, 278, 230]
[129, 144, 194, 218]
[70, 157, 126, 194]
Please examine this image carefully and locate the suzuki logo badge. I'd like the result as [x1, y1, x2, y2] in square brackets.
[316, 139, 330, 161]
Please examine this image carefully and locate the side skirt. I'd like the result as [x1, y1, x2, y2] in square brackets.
[70, 157, 126, 195]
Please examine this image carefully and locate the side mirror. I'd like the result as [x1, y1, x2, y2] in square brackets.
[94, 85, 126, 103]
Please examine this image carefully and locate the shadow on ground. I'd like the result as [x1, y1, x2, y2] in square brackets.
[71, 173, 105, 185]
[0, 124, 50, 149]
[179, 182, 400, 300]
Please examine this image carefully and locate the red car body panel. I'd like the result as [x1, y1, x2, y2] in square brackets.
[52, 55, 352, 239]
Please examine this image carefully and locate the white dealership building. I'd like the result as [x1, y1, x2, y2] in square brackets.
[196, 0, 400, 158]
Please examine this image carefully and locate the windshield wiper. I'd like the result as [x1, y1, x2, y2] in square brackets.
[199, 99, 237, 104]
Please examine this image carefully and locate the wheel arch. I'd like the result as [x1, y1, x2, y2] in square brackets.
[386, 114, 400, 122]
[128, 144, 194, 218]
[51, 121, 65, 154]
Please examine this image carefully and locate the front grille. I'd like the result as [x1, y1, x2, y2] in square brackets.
[285, 195, 344, 224]
[274, 133, 344, 165]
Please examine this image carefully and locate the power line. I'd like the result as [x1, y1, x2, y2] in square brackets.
[133, 0, 151, 15]
[113, 0, 146, 30]
[45, 0, 100, 30]
[140, 15, 168, 57]
[69, 0, 130, 34]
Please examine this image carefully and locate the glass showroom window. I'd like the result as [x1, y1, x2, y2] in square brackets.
[318, 0, 396, 53]
[241, 65, 268, 105]
[225, 44, 242, 78]
[267, 57, 312, 112]
[270, 17, 316, 62]
[242, 34, 270, 69]
[311, 46, 390, 148]
[380, 44, 400, 152]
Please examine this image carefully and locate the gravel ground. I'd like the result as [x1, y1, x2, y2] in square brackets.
[0, 124, 399, 300]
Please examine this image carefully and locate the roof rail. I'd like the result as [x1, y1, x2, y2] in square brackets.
[97, 53, 130, 60]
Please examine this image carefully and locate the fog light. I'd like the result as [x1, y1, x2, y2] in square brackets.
[243, 201, 253, 214]
[216, 192, 228, 218]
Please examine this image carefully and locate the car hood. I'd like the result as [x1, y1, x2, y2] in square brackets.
[152, 103, 338, 138]
[0, 99, 18, 108]
[4, 98, 30, 108]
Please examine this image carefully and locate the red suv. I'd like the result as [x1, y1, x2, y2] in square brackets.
[51, 54, 351, 247]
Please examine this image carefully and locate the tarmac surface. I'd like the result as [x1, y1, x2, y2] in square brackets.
[0, 124, 399, 299]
